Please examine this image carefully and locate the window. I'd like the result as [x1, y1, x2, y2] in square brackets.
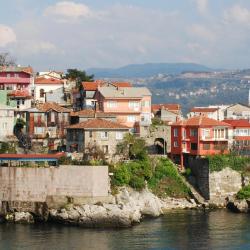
[34, 127, 45, 134]
[116, 132, 123, 140]
[127, 115, 136, 122]
[14, 73, 19, 78]
[174, 141, 178, 147]
[202, 129, 210, 139]
[22, 99, 25, 105]
[100, 131, 108, 139]
[102, 145, 109, 154]
[40, 89, 45, 98]
[89, 131, 93, 138]
[142, 100, 150, 107]
[191, 143, 198, 150]
[7, 73, 10, 78]
[203, 143, 210, 150]
[51, 112, 55, 123]
[107, 101, 117, 108]
[2, 122, 7, 129]
[174, 128, 178, 137]
[190, 129, 198, 137]
[182, 129, 186, 139]
[129, 101, 140, 110]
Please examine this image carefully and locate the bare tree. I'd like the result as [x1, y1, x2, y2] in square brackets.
[0, 52, 16, 67]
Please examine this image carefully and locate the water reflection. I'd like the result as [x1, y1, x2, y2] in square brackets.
[0, 210, 249, 250]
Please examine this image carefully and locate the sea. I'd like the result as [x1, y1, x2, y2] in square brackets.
[0, 209, 249, 250]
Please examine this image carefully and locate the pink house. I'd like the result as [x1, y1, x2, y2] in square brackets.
[0, 66, 33, 92]
[94, 86, 152, 133]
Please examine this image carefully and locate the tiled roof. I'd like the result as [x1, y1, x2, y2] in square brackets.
[82, 80, 132, 91]
[190, 107, 219, 112]
[67, 118, 129, 130]
[70, 109, 116, 118]
[8, 89, 31, 99]
[173, 116, 231, 127]
[37, 102, 71, 113]
[35, 77, 64, 85]
[223, 119, 250, 128]
[0, 66, 33, 74]
[152, 104, 181, 112]
[98, 87, 151, 98]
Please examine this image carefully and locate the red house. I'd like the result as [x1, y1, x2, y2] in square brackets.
[171, 116, 232, 167]
[0, 66, 33, 92]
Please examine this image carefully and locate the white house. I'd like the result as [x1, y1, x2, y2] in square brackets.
[34, 77, 64, 103]
[0, 104, 15, 141]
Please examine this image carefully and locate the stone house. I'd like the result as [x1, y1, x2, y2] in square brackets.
[25, 102, 71, 150]
[66, 119, 130, 160]
[224, 103, 250, 120]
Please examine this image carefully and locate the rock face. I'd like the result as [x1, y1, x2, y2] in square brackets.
[48, 187, 197, 228]
[13, 212, 34, 224]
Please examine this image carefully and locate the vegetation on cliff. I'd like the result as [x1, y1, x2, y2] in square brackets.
[236, 185, 250, 200]
[207, 154, 250, 173]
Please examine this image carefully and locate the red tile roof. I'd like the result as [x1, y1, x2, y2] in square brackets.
[8, 89, 32, 99]
[152, 104, 181, 113]
[35, 77, 64, 85]
[173, 116, 231, 127]
[82, 80, 132, 91]
[0, 152, 65, 160]
[70, 109, 115, 118]
[190, 107, 219, 112]
[67, 118, 129, 129]
[223, 119, 250, 128]
[0, 66, 33, 74]
[37, 102, 71, 113]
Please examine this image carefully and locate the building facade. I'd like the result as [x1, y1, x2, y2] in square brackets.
[0, 104, 15, 141]
[171, 116, 232, 167]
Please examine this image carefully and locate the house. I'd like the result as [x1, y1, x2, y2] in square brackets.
[152, 103, 182, 122]
[171, 116, 232, 167]
[25, 102, 70, 150]
[66, 118, 130, 160]
[80, 80, 132, 109]
[187, 107, 220, 120]
[224, 103, 250, 120]
[95, 86, 152, 134]
[0, 66, 34, 92]
[223, 119, 250, 155]
[37, 71, 63, 80]
[45, 87, 71, 107]
[0, 104, 15, 141]
[34, 77, 64, 103]
[8, 89, 32, 111]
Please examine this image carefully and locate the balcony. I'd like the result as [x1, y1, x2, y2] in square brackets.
[200, 136, 229, 141]
[0, 77, 31, 84]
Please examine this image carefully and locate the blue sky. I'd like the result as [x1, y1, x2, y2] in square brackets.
[1, 0, 250, 71]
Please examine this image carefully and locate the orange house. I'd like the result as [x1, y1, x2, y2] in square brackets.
[94, 86, 152, 133]
[171, 116, 232, 167]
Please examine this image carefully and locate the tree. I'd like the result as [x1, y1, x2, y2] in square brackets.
[116, 133, 147, 160]
[0, 52, 16, 66]
[65, 69, 94, 88]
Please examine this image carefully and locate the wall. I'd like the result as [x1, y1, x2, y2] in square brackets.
[0, 165, 109, 208]
[189, 158, 242, 203]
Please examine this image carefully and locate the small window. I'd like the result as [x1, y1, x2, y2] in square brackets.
[100, 131, 108, 139]
[89, 131, 93, 138]
[190, 129, 198, 137]
[203, 143, 210, 150]
[174, 128, 178, 137]
[191, 143, 198, 150]
[107, 101, 117, 108]
[127, 115, 136, 122]
[22, 99, 25, 105]
[174, 141, 178, 147]
[40, 89, 45, 98]
[116, 132, 123, 140]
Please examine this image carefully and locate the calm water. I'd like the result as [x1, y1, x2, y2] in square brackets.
[0, 210, 250, 250]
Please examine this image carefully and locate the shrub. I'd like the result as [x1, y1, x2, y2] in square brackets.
[236, 185, 250, 200]
[185, 168, 192, 176]
[129, 176, 145, 190]
[112, 164, 131, 186]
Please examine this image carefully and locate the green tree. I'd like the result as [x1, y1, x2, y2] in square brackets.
[65, 69, 94, 88]
[0, 52, 16, 66]
[116, 133, 147, 160]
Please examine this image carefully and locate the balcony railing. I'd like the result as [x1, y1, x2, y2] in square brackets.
[201, 136, 228, 141]
[0, 77, 31, 84]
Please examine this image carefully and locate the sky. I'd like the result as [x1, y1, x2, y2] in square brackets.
[1, 0, 250, 71]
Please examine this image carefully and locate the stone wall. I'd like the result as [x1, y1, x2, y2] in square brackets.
[0, 165, 109, 209]
[189, 158, 243, 203]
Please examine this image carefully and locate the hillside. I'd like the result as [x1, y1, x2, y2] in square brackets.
[87, 63, 213, 78]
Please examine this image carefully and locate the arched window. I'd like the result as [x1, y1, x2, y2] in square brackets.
[40, 89, 45, 98]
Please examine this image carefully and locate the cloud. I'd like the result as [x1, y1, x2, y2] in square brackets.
[193, 0, 208, 14]
[0, 24, 16, 47]
[44, 1, 91, 21]
[188, 24, 215, 42]
[224, 5, 250, 25]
